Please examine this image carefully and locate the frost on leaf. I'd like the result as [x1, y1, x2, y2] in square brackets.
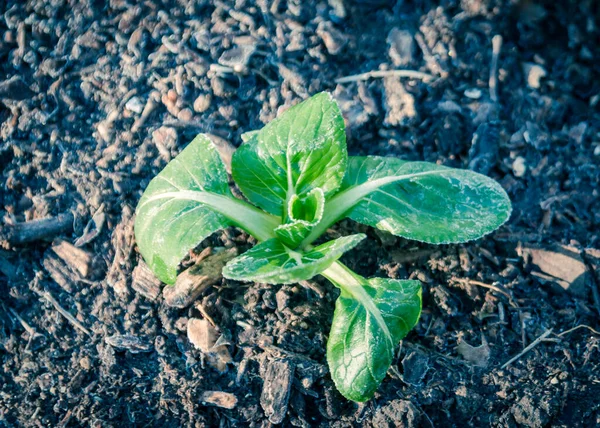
[339, 156, 511, 244]
[223, 234, 365, 284]
[327, 276, 421, 402]
[231, 92, 347, 217]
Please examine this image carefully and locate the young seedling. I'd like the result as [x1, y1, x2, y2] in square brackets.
[134, 92, 511, 402]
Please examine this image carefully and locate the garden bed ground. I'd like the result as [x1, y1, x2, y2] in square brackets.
[1, 0, 600, 426]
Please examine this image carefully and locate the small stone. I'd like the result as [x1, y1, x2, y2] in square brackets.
[464, 88, 482, 99]
[523, 62, 547, 89]
[193, 93, 212, 113]
[511, 395, 551, 427]
[593, 145, 600, 156]
[105, 334, 153, 353]
[199, 391, 237, 409]
[211, 76, 235, 98]
[97, 121, 112, 143]
[79, 356, 92, 370]
[177, 108, 193, 121]
[437, 100, 462, 114]
[568, 122, 587, 144]
[512, 156, 527, 177]
[167, 89, 177, 102]
[387, 28, 415, 66]
[218, 44, 256, 72]
[125, 97, 144, 114]
[328, 0, 346, 22]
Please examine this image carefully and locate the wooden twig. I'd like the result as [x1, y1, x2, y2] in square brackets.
[335, 69, 434, 84]
[453, 278, 519, 308]
[489, 35, 502, 102]
[557, 325, 600, 337]
[3, 304, 45, 350]
[7, 307, 38, 337]
[0, 213, 74, 246]
[38, 290, 92, 336]
[501, 329, 553, 369]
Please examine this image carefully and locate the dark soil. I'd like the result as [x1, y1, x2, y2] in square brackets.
[1, 0, 600, 427]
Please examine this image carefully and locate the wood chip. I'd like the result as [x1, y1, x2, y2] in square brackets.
[105, 334, 153, 353]
[131, 261, 162, 301]
[456, 337, 490, 367]
[522, 244, 590, 297]
[260, 359, 295, 425]
[107, 206, 135, 297]
[163, 248, 237, 308]
[199, 391, 237, 409]
[51, 239, 94, 278]
[43, 251, 79, 293]
[0, 212, 74, 247]
[42, 239, 97, 293]
[187, 318, 232, 372]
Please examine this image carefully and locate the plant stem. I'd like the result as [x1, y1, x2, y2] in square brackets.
[321, 261, 394, 345]
[138, 190, 279, 241]
[300, 170, 451, 248]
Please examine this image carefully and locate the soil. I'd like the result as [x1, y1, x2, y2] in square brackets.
[1, 0, 600, 427]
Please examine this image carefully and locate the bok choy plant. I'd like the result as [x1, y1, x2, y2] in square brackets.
[134, 92, 511, 402]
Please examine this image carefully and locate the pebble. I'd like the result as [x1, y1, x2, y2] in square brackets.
[512, 156, 527, 177]
[218, 44, 256, 72]
[523, 62, 547, 89]
[464, 88, 482, 99]
[568, 122, 587, 144]
[125, 96, 144, 114]
[199, 391, 238, 409]
[193, 93, 212, 113]
[105, 334, 153, 353]
[79, 356, 92, 370]
[177, 108, 193, 121]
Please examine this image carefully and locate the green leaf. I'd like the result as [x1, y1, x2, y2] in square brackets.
[231, 92, 347, 218]
[222, 234, 365, 284]
[322, 262, 422, 402]
[135, 134, 280, 284]
[304, 156, 511, 246]
[240, 130, 258, 142]
[275, 187, 325, 248]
